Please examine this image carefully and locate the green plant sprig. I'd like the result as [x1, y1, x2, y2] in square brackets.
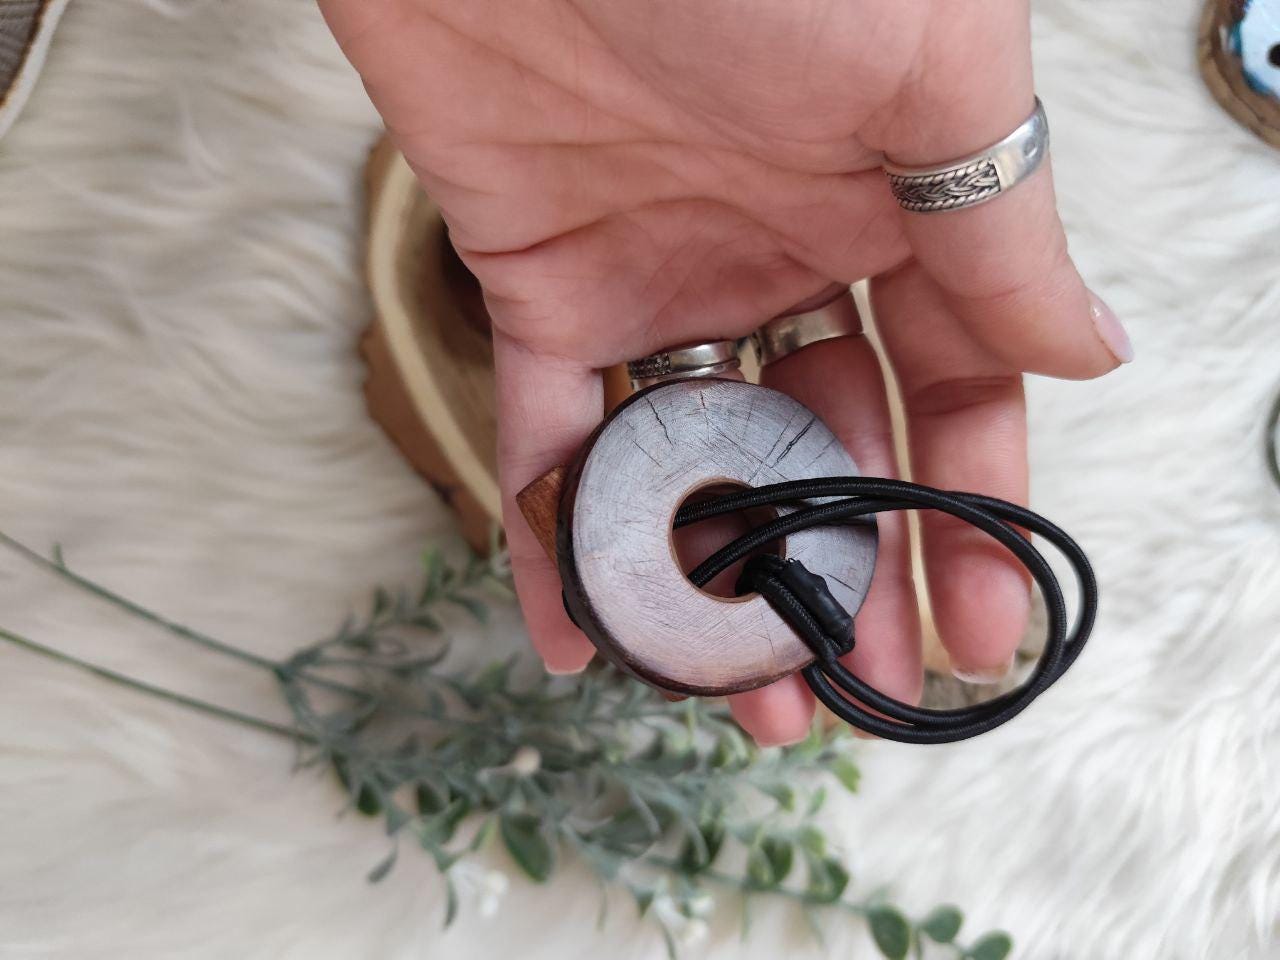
[0, 534, 1011, 960]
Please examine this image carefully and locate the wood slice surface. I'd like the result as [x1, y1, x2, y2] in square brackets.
[556, 378, 878, 697]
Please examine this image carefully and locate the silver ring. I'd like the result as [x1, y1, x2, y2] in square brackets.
[626, 340, 741, 390]
[751, 289, 863, 367]
[883, 98, 1049, 214]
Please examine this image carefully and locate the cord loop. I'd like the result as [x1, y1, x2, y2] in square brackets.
[676, 477, 1096, 744]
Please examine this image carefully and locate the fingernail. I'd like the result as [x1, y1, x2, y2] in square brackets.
[543, 660, 588, 676]
[752, 729, 808, 749]
[1089, 292, 1134, 365]
[952, 657, 1014, 685]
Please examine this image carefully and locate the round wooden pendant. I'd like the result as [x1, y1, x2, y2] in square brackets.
[558, 378, 878, 696]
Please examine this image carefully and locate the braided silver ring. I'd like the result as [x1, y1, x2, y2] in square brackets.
[883, 98, 1049, 214]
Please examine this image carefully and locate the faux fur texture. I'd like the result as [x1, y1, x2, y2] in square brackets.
[1, 2, 1277, 958]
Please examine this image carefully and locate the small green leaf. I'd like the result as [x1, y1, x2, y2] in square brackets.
[583, 845, 623, 881]
[759, 781, 796, 810]
[805, 855, 849, 903]
[800, 904, 827, 948]
[921, 905, 964, 943]
[709, 728, 749, 769]
[473, 659, 512, 695]
[868, 905, 911, 959]
[761, 837, 794, 884]
[966, 932, 1013, 960]
[746, 847, 778, 889]
[421, 548, 445, 595]
[448, 592, 489, 623]
[333, 757, 382, 816]
[426, 844, 460, 872]
[443, 877, 459, 928]
[632, 886, 655, 917]
[384, 803, 412, 836]
[500, 812, 555, 882]
[796, 825, 826, 857]
[366, 847, 397, 883]
[416, 780, 449, 816]
[660, 925, 678, 960]
[831, 755, 861, 793]
[677, 820, 725, 873]
[593, 806, 663, 852]
[420, 796, 472, 847]
[467, 815, 494, 852]
[805, 785, 828, 817]
[793, 716, 826, 756]
[356, 783, 382, 816]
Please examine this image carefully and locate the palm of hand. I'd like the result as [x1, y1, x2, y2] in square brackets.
[327, 0, 1000, 361]
[322, 0, 1122, 746]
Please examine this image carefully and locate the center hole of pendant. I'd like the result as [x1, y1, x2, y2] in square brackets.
[672, 481, 785, 600]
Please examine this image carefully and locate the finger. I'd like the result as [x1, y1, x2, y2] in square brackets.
[492, 329, 600, 674]
[729, 674, 816, 749]
[873, 262, 1029, 680]
[727, 317, 923, 748]
[878, 2, 1133, 380]
[658, 367, 818, 746]
[760, 323, 923, 704]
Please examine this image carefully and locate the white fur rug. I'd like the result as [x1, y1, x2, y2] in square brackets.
[1, 1, 1277, 958]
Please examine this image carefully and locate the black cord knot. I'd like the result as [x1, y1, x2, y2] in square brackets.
[736, 555, 854, 662]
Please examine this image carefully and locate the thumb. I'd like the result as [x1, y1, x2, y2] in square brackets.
[882, 3, 1132, 379]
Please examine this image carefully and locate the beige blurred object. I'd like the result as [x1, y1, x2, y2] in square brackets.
[0, 0, 70, 142]
[854, 284, 950, 677]
[362, 136, 501, 555]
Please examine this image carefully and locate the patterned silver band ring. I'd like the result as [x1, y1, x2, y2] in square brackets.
[626, 340, 742, 390]
[883, 98, 1049, 213]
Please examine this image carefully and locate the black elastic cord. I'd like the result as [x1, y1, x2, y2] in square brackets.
[673, 477, 1096, 744]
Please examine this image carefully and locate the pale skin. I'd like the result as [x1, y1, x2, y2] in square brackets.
[319, 0, 1131, 746]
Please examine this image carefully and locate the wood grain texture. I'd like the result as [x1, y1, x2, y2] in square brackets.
[362, 136, 502, 554]
[514, 464, 565, 561]
[558, 378, 877, 697]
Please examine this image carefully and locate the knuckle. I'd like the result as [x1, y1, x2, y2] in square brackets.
[905, 374, 1022, 418]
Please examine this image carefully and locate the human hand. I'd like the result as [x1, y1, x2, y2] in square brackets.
[319, 0, 1132, 745]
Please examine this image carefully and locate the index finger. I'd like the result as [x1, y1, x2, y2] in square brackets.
[881, 1, 1132, 379]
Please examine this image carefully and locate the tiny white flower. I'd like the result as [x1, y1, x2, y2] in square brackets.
[477, 870, 509, 918]
[508, 745, 542, 776]
[686, 891, 715, 919]
[677, 918, 710, 949]
[652, 892, 713, 948]
[451, 860, 511, 919]
[652, 894, 682, 929]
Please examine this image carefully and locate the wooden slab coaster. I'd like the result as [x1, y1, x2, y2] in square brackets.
[362, 137, 502, 554]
